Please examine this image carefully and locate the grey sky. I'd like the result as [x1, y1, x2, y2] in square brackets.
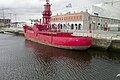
[0, 0, 120, 21]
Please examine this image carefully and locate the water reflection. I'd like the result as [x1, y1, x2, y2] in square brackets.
[88, 49, 120, 63]
[25, 40, 93, 80]
[25, 40, 92, 63]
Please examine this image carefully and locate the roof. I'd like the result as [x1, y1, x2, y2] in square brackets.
[0, 19, 11, 20]
[52, 11, 88, 17]
[11, 22, 26, 24]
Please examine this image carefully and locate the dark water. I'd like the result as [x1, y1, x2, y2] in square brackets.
[0, 33, 120, 80]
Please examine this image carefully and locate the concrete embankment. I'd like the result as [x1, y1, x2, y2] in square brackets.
[0, 28, 24, 36]
[92, 38, 111, 50]
[109, 40, 120, 52]
[73, 30, 120, 51]
[6, 31, 24, 36]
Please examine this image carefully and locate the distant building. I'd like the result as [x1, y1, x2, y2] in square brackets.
[91, 3, 120, 20]
[11, 22, 26, 28]
[11, 19, 40, 28]
[50, 11, 120, 31]
[26, 19, 39, 27]
[0, 19, 11, 27]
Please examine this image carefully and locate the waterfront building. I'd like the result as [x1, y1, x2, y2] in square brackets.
[50, 11, 120, 31]
[10, 19, 39, 29]
[0, 19, 11, 27]
[108, 24, 120, 31]
[11, 22, 26, 28]
[25, 19, 39, 27]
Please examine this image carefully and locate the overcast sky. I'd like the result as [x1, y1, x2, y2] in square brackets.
[0, 0, 120, 22]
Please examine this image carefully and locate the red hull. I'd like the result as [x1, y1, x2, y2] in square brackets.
[24, 30, 92, 50]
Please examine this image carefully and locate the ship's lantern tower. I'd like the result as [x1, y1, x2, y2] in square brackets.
[42, 0, 51, 24]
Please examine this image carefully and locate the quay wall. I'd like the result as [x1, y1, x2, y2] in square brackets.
[0, 28, 24, 36]
[92, 38, 111, 50]
[108, 40, 120, 52]
[73, 30, 120, 51]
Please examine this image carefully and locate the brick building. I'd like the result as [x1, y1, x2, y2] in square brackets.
[50, 11, 120, 31]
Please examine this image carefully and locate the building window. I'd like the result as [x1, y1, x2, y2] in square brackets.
[78, 24, 81, 30]
[63, 24, 66, 27]
[69, 17, 70, 20]
[89, 24, 91, 30]
[71, 16, 73, 20]
[98, 23, 100, 25]
[80, 16, 82, 20]
[58, 24, 60, 27]
[74, 16, 76, 20]
[77, 16, 79, 20]
[71, 24, 74, 30]
[52, 24, 54, 28]
[98, 18, 100, 21]
[75, 24, 77, 30]
[60, 24, 62, 29]
[66, 17, 67, 20]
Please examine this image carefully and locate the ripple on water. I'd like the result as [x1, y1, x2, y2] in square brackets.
[0, 34, 120, 80]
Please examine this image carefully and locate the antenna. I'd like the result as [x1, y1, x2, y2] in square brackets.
[13, 13, 17, 22]
[1, 8, 5, 19]
[8, 13, 12, 20]
[15, 14, 17, 22]
[0, 8, 11, 19]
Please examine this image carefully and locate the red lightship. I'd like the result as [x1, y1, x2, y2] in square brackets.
[23, 0, 92, 50]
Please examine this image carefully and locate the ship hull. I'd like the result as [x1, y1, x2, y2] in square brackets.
[25, 36, 90, 50]
[24, 31, 92, 50]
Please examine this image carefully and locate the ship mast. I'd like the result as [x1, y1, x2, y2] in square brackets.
[42, 0, 51, 25]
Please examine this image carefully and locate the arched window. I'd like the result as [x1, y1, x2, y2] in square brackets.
[63, 24, 66, 28]
[75, 24, 77, 30]
[71, 24, 74, 30]
[67, 23, 70, 26]
[60, 24, 62, 29]
[78, 24, 81, 30]
[52, 24, 54, 28]
[49, 25, 51, 29]
[58, 24, 60, 27]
